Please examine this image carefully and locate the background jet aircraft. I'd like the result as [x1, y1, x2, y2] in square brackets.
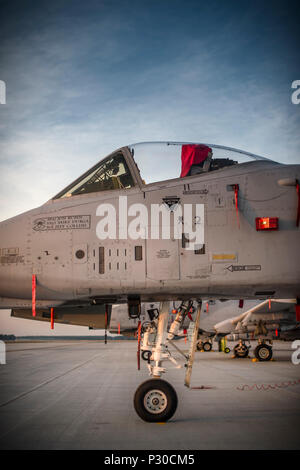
[1, 141, 299, 422]
[210, 298, 300, 360]
[213, 299, 300, 340]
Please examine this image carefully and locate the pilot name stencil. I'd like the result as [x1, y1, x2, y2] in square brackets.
[33, 215, 91, 231]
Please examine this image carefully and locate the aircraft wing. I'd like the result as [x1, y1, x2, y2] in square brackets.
[214, 299, 297, 335]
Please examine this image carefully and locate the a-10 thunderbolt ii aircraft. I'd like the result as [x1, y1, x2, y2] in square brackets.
[0, 141, 300, 422]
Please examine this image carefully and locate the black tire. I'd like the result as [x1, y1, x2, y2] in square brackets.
[203, 341, 212, 352]
[234, 344, 249, 358]
[141, 350, 152, 361]
[134, 379, 178, 422]
[196, 341, 203, 351]
[254, 344, 272, 361]
[224, 347, 230, 354]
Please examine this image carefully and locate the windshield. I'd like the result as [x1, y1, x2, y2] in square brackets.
[129, 141, 275, 185]
[54, 151, 135, 199]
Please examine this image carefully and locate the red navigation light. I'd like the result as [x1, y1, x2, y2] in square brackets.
[256, 217, 278, 231]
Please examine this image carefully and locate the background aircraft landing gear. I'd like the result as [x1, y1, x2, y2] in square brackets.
[197, 340, 212, 351]
[254, 343, 273, 361]
[133, 379, 178, 422]
[203, 341, 212, 351]
[234, 341, 249, 358]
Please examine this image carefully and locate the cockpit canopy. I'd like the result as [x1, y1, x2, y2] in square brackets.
[54, 141, 275, 199]
[55, 152, 135, 199]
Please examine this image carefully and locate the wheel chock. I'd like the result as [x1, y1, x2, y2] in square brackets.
[251, 358, 258, 362]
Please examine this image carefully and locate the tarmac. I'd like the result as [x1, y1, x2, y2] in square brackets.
[0, 340, 299, 450]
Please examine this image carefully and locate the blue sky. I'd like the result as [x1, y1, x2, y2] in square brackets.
[0, 0, 299, 222]
[0, 0, 299, 334]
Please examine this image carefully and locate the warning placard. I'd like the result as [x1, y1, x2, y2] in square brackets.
[33, 215, 91, 231]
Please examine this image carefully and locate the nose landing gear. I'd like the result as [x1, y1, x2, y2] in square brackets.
[134, 300, 201, 422]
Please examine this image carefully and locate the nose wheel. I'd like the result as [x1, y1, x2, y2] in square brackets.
[133, 379, 178, 422]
